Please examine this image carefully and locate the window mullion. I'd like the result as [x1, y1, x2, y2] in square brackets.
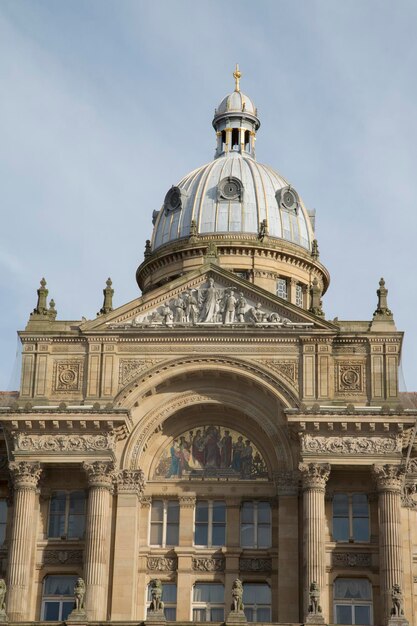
[208, 502, 213, 547]
[162, 501, 167, 548]
[254, 502, 258, 549]
[348, 495, 353, 541]
[64, 494, 70, 536]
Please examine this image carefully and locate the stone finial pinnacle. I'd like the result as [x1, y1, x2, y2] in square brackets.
[48, 298, 57, 321]
[373, 276, 393, 319]
[233, 63, 241, 92]
[32, 277, 48, 316]
[99, 277, 114, 315]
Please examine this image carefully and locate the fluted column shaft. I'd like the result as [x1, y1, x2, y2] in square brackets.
[373, 464, 406, 624]
[7, 461, 42, 621]
[299, 462, 330, 621]
[83, 461, 115, 621]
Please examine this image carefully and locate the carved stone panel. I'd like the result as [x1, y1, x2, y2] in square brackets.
[192, 557, 225, 572]
[332, 552, 372, 568]
[13, 433, 115, 453]
[336, 362, 364, 394]
[147, 556, 177, 572]
[43, 549, 83, 565]
[53, 360, 83, 392]
[119, 359, 161, 387]
[240, 557, 272, 572]
[301, 434, 402, 456]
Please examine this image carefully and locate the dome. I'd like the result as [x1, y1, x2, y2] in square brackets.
[215, 90, 257, 116]
[152, 151, 314, 251]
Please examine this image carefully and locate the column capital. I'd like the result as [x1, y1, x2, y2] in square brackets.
[83, 461, 115, 490]
[116, 469, 145, 496]
[372, 464, 406, 493]
[299, 462, 330, 491]
[9, 461, 42, 489]
[178, 495, 196, 508]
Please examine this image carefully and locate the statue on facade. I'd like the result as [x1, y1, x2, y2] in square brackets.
[248, 302, 266, 323]
[149, 579, 164, 613]
[236, 292, 247, 323]
[201, 278, 220, 322]
[0, 579, 7, 621]
[305, 581, 324, 624]
[391, 584, 405, 617]
[231, 579, 244, 612]
[183, 290, 199, 324]
[66, 578, 86, 621]
[224, 290, 237, 324]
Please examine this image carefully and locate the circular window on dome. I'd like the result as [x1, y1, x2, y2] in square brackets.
[164, 186, 182, 213]
[218, 176, 243, 201]
[276, 186, 299, 213]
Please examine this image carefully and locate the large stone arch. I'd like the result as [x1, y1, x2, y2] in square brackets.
[118, 357, 299, 475]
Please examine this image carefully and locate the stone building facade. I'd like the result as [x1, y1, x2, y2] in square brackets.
[0, 68, 416, 626]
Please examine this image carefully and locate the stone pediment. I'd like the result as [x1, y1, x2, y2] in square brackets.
[81, 265, 337, 331]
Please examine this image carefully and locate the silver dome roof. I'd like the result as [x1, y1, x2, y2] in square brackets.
[152, 152, 314, 251]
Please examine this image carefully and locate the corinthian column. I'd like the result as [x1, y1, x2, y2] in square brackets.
[372, 464, 406, 624]
[83, 461, 115, 621]
[7, 461, 42, 621]
[299, 462, 330, 621]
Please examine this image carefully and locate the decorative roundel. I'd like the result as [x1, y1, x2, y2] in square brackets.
[276, 186, 299, 213]
[164, 186, 182, 212]
[218, 176, 243, 201]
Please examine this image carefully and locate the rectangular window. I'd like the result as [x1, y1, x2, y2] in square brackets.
[0, 500, 7, 545]
[295, 284, 303, 307]
[150, 500, 179, 547]
[147, 582, 177, 620]
[334, 578, 372, 625]
[276, 278, 288, 300]
[48, 491, 86, 539]
[243, 583, 271, 622]
[333, 494, 369, 543]
[194, 501, 226, 547]
[241, 501, 271, 548]
[192, 583, 224, 622]
[42, 575, 78, 621]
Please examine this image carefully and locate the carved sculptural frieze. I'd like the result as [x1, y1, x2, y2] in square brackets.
[13, 432, 115, 453]
[301, 434, 402, 456]
[108, 278, 311, 329]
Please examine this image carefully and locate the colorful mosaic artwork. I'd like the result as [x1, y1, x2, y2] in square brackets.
[153, 426, 268, 480]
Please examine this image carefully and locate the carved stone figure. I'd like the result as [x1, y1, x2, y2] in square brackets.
[248, 302, 266, 323]
[161, 304, 173, 326]
[173, 296, 185, 323]
[149, 578, 164, 613]
[224, 290, 237, 324]
[236, 293, 247, 322]
[201, 278, 220, 322]
[308, 581, 322, 615]
[0, 579, 7, 620]
[74, 578, 86, 612]
[231, 578, 244, 612]
[184, 291, 199, 324]
[391, 584, 404, 617]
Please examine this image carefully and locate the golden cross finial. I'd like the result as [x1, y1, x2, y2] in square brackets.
[233, 63, 241, 92]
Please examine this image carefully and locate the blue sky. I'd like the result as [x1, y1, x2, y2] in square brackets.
[1, 0, 417, 391]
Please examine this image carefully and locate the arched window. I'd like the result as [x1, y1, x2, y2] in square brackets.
[42, 575, 77, 621]
[231, 128, 239, 150]
[192, 583, 224, 622]
[48, 491, 86, 539]
[147, 582, 177, 620]
[334, 578, 372, 625]
[243, 583, 271, 622]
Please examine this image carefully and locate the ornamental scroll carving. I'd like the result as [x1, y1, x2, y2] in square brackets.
[119, 359, 161, 386]
[240, 558, 272, 572]
[53, 360, 83, 392]
[262, 360, 298, 387]
[13, 433, 115, 453]
[43, 550, 83, 565]
[109, 278, 308, 329]
[117, 469, 145, 495]
[192, 557, 225, 572]
[301, 434, 402, 455]
[332, 552, 372, 568]
[401, 484, 417, 509]
[147, 556, 177, 572]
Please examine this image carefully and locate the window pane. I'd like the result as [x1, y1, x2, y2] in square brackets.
[44, 602, 60, 621]
[167, 501, 179, 523]
[165, 607, 176, 620]
[257, 607, 271, 621]
[62, 601, 75, 620]
[150, 523, 163, 545]
[210, 608, 224, 622]
[334, 579, 371, 600]
[354, 605, 371, 625]
[241, 524, 254, 547]
[212, 502, 226, 522]
[0, 501, 7, 522]
[193, 608, 206, 621]
[353, 517, 369, 542]
[151, 501, 164, 522]
[244, 584, 271, 604]
[352, 494, 368, 517]
[194, 584, 224, 602]
[212, 524, 225, 546]
[44, 575, 77, 596]
[257, 502, 271, 523]
[258, 524, 271, 548]
[50, 492, 66, 513]
[333, 494, 349, 516]
[244, 608, 254, 622]
[333, 518, 349, 541]
[335, 605, 353, 624]
[48, 514, 65, 538]
[195, 524, 208, 546]
[195, 502, 209, 522]
[241, 502, 254, 523]
[69, 492, 85, 514]
[162, 584, 177, 603]
[166, 522, 179, 546]
[68, 515, 85, 539]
